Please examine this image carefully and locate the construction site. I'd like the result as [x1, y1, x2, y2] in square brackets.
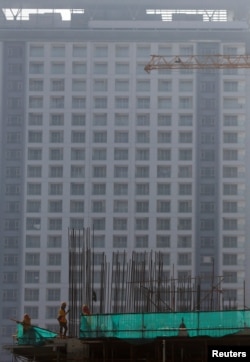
[3, 228, 250, 361]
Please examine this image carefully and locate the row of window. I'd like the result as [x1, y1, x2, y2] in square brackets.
[7, 113, 242, 127]
[27, 78, 245, 93]
[25, 147, 244, 162]
[23, 165, 245, 179]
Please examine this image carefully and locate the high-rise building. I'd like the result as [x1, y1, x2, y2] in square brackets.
[1, 0, 250, 359]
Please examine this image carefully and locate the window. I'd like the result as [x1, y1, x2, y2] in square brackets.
[51, 62, 65, 74]
[47, 235, 61, 248]
[73, 45, 86, 57]
[50, 131, 64, 143]
[93, 166, 106, 178]
[24, 289, 39, 301]
[223, 184, 237, 195]
[70, 165, 85, 178]
[28, 131, 42, 143]
[136, 201, 149, 213]
[92, 218, 105, 230]
[136, 114, 150, 126]
[29, 62, 44, 74]
[156, 235, 170, 248]
[48, 218, 62, 231]
[114, 183, 128, 195]
[157, 218, 170, 230]
[223, 254, 237, 265]
[115, 131, 128, 143]
[93, 113, 107, 126]
[114, 113, 128, 126]
[158, 149, 171, 161]
[49, 166, 63, 178]
[50, 114, 64, 126]
[49, 183, 63, 195]
[116, 80, 129, 92]
[223, 201, 237, 213]
[27, 182, 42, 195]
[29, 79, 43, 91]
[178, 218, 192, 230]
[137, 97, 150, 109]
[178, 236, 192, 248]
[158, 114, 171, 126]
[29, 113, 42, 125]
[115, 97, 129, 109]
[47, 253, 61, 265]
[47, 271, 61, 283]
[72, 114, 85, 125]
[158, 97, 171, 109]
[70, 200, 84, 213]
[47, 289, 60, 301]
[26, 236, 40, 248]
[92, 200, 105, 213]
[71, 131, 85, 143]
[114, 200, 128, 213]
[157, 201, 171, 213]
[223, 132, 238, 143]
[92, 183, 106, 195]
[179, 132, 192, 143]
[27, 166, 42, 177]
[25, 271, 39, 283]
[30, 45, 44, 57]
[25, 253, 40, 265]
[51, 79, 64, 91]
[27, 200, 41, 213]
[135, 235, 148, 248]
[135, 183, 149, 195]
[72, 96, 85, 109]
[158, 80, 172, 92]
[114, 148, 128, 160]
[28, 148, 42, 160]
[178, 166, 192, 178]
[135, 218, 149, 230]
[136, 131, 149, 143]
[71, 148, 85, 161]
[94, 62, 108, 74]
[48, 200, 62, 213]
[113, 236, 127, 248]
[157, 166, 171, 178]
[136, 149, 149, 161]
[49, 148, 63, 161]
[136, 166, 149, 178]
[115, 62, 129, 74]
[72, 62, 86, 74]
[158, 131, 171, 143]
[93, 131, 107, 143]
[178, 253, 191, 265]
[223, 236, 237, 248]
[50, 96, 64, 109]
[115, 166, 128, 178]
[223, 166, 238, 178]
[223, 149, 238, 161]
[223, 218, 238, 231]
[70, 183, 84, 195]
[157, 183, 171, 195]
[51, 45, 65, 57]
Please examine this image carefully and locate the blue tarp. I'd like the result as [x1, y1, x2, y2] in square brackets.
[79, 310, 250, 339]
[17, 323, 57, 345]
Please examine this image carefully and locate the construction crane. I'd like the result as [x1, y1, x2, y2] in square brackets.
[144, 54, 250, 72]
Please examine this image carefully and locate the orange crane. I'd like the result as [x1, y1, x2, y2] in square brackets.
[144, 54, 250, 72]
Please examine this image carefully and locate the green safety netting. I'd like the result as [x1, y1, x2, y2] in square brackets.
[17, 323, 57, 345]
[79, 310, 250, 340]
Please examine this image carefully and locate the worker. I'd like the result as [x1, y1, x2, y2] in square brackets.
[57, 302, 69, 338]
[21, 313, 31, 332]
[82, 304, 91, 316]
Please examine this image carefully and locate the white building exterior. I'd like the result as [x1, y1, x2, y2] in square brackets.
[1, 0, 250, 359]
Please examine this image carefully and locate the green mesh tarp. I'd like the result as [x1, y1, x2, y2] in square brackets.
[80, 310, 250, 340]
[17, 323, 57, 345]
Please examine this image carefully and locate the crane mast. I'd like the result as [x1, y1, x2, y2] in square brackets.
[144, 54, 250, 72]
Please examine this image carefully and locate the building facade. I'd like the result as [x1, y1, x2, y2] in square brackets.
[1, 0, 250, 359]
